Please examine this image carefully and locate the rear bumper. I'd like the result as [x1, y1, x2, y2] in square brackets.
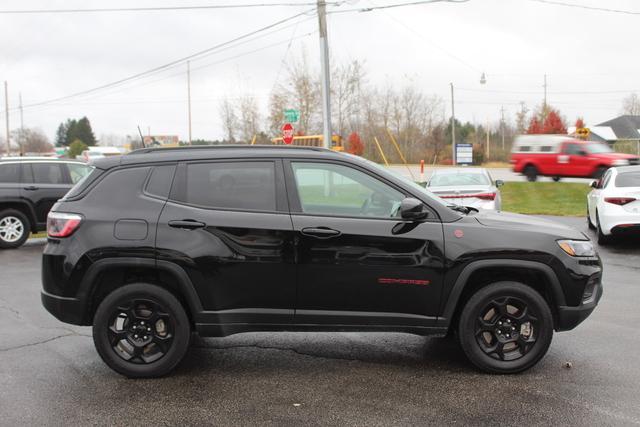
[555, 279, 603, 331]
[41, 290, 86, 325]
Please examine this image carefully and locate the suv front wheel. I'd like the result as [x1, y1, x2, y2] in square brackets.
[92, 283, 191, 378]
[457, 281, 553, 374]
[0, 209, 30, 249]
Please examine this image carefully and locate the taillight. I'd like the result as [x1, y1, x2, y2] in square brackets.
[47, 212, 83, 238]
[604, 197, 636, 206]
[475, 193, 497, 201]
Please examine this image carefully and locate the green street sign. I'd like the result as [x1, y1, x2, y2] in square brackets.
[284, 108, 300, 123]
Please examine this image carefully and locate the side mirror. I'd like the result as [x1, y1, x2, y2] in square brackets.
[400, 197, 429, 221]
[579, 150, 588, 156]
[590, 180, 599, 189]
[495, 179, 504, 187]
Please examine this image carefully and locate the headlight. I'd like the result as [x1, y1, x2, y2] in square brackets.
[613, 159, 629, 166]
[558, 240, 596, 257]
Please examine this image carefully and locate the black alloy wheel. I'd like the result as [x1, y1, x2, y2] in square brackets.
[458, 281, 553, 374]
[93, 283, 190, 378]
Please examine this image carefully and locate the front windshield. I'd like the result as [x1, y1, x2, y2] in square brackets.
[585, 143, 613, 154]
[345, 154, 453, 209]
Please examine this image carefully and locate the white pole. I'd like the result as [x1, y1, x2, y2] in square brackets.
[450, 83, 456, 165]
[4, 81, 9, 156]
[318, 0, 332, 149]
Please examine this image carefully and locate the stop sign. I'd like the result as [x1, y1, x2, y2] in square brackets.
[282, 123, 294, 145]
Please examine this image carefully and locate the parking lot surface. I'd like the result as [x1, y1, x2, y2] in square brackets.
[1, 216, 639, 426]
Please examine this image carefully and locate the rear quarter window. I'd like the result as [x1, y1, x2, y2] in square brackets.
[0, 163, 20, 183]
[63, 167, 102, 200]
[615, 171, 640, 187]
[145, 165, 176, 199]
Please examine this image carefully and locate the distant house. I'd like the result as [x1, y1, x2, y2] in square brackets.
[589, 115, 640, 143]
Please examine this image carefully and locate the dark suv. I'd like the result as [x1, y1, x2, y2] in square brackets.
[41, 146, 603, 377]
[0, 157, 92, 248]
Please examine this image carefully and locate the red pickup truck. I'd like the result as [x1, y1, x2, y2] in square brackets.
[511, 135, 639, 181]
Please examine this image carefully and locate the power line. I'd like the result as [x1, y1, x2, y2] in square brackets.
[457, 87, 639, 95]
[18, 10, 314, 111]
[14, 31, 316, 115]
[525, 0, 640, 15]
[328, 0, 469, 14]
[0, 2, 338, 14]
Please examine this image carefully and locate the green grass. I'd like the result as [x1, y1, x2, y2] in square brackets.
[501, 182, 590, 216]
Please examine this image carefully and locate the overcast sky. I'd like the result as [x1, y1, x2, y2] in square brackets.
[1, 0, 639, 143]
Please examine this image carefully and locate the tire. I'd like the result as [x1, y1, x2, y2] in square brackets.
[587, 205, 596, 230]
[596, 211, 611, 245]
[552, 176, 561, 182]
[92, 283, 191, 378]
[457, 281, 553, 374]
[593, 166, 607, 179]
[0, 209, 30, 249]
[524, 165, 538, 182]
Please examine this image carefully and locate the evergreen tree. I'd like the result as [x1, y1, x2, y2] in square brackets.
[55, 122, 67, 147]
[74, 117, 97, 146]
[65, 119, 78, 146]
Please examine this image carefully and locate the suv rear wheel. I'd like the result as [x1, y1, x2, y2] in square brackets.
[92, 283, 191, 378]
[0, 209, 30, 249]
[458, 281, 553, 374]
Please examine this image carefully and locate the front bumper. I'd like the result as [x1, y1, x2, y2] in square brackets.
[41, 290, 86, 325]
[555, 278, 603, 331]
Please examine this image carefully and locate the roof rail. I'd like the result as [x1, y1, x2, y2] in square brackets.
[127, 144, 331, 155]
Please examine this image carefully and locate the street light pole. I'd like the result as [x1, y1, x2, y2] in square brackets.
[450, 82, 456, 165]
[317, 0, 332, 149]
[4, 81, 9, 157]
[187, 60, 192, 145]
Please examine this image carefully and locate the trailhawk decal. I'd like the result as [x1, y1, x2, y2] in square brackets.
[377, 278, 430, 286]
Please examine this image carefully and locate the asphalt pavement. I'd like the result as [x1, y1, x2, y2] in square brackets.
[1, 217, 639, 426]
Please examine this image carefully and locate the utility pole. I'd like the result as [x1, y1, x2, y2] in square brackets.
[543, 74, 548, 111]
[486, 119, 490, 160]
[450, 83, 456, 165]
[317, 0, 332, 149]
[187, 61, 192, 145]
[19, 93, 24, 156]
[500, 106, 505, 150]
[4, 81, 9, 156]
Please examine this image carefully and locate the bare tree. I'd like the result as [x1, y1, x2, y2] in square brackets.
[12, 128, 53, 153]
[622, 93, 640, 115]
[219, 98, 238, 143]
[515, 102, 529, 134]
[332, 59, 365, 138]
[237, 95, 260, 143]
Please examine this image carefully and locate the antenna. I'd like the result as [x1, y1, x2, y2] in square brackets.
[137, 126, 146, 148]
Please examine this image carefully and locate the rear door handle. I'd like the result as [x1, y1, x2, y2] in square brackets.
[301, 227, 341, 239]
[168, 220, 206, 230]
[23, 186, 39, 191]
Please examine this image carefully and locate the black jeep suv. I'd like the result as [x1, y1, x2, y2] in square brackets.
[0, 157, 92, 248]
[41, 146, 602, 377]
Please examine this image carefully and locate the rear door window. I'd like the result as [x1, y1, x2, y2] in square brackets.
[31, 163, 66, 184]
[615, 171, 640, 187]
[174, 161, 277, 212]
[563, 144, 582, 155]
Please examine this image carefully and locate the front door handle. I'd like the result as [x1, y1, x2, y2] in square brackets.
[301, 227, 341, 239]
[23, 186, 39, 191]
[168, 219, 206, 230]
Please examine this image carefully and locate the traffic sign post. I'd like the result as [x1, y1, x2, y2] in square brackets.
[282, 123, 294, 145]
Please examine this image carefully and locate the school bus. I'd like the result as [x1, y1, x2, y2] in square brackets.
[269, 135, 344, 151]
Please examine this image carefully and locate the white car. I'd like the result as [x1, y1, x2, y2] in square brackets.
[425, 168, 503, 211]
[587, 165, 640, 244]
